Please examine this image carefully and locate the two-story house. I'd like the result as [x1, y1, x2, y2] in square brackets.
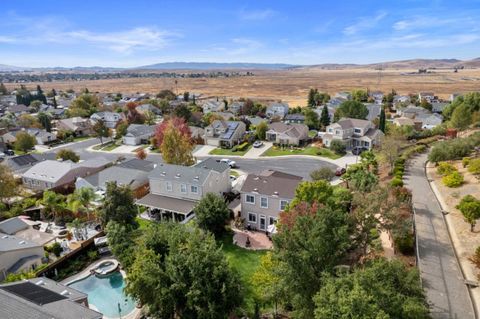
[265, 122, 309, 146]
[202, 100, 226, 113]
[266, 102, 289, 119]
[56, 117, 93, 136]
[240, 170, 302, 231]
[90, 111, 123, 129]
[418, 92, 435, 103]
[136, 158, 231, 223]
[323, 118, 384, 150]
[204, 120, 246, 148]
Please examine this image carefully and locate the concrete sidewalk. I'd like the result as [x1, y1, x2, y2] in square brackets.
[404, 153, 475, 319]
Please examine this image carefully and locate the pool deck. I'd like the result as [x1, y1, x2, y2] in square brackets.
[61, 258, 142, 319]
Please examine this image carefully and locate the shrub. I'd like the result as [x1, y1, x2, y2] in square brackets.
[390, 178, 404, 187]
[50, 242, 63, 257]
[442, 171, 464, 187]
[310, 167, 335, 181]
[468, 158, 480, 175]
[329, 140, 346, 155]
[456, 195, 480, 232]
[436, 162, 457, 176]
[463, 157, 471, 168]
[395, 232, 415, 255]
[428, 132, 480, 163]
[233, 142, 249, 152]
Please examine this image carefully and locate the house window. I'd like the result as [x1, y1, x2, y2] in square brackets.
[280, 200, 289, 211]
[260, 197, 268, 208]
[246, 194, 255, 204]
[166, 181, 172, 192]
[328, 128, 333, 133]
[191, 185, 198, 194]
[335, 130, 340, 135]
[364, 141, 370, 147]
[248, 213, 257, 223]
[268, 216, 276, 225]
[180, 184, 187, 193]
[354, 128, 361, 134]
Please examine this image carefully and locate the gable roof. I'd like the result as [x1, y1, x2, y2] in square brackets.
[0, 217, 29, 235]
[241, 170, 302, 199]
[117, 158, 155, 172]
[83, 166, 150, 190]
[194, 158, 230, 173]
[268, 122, 309, 139]
[149, 162, 220, 185]
[125, 124, 155, 137]
[333, 118, 372, 130]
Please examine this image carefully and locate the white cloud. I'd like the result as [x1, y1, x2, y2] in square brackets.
[238, 8, 276, 20]
[392, 16, 471, 31]
[343, 11, 387, 35]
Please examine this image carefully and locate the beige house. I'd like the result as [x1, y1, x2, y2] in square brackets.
[266, 122, 309, 146]
[56, 117, 93, 136]
[204, 120, 246, 148]
[323, 118, 383, 150]
[240, 170, 302, 231]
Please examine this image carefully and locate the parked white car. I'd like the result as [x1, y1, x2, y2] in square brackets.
[220, 158, 237, 168]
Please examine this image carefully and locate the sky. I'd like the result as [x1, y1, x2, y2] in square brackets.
[1, 0, 480, 67]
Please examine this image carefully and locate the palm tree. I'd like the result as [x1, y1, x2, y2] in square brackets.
[37, 190, 68, 224]
[67, 188, 98, 221]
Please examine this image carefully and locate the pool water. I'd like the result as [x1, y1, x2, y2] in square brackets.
[68, 271, 135, 318]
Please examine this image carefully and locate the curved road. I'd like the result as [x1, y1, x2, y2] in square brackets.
[45, 138, 338, 180]
[404, 152, 475, 319]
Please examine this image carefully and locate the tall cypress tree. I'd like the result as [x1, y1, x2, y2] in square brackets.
[320, 105, 331, 129]
[379, 106, 386, 133]
[307, 88, 317, 107]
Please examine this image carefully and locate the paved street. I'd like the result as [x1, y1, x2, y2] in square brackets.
[404, 152, 475, 319]
[44, 139, 338, 180]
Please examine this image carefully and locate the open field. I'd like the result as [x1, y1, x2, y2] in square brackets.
[6, 67, 480, 106]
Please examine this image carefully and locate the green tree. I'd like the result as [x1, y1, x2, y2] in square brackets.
[67, 187, 97, 221]
[0, 83, 8, 95]
[106, 221, 136, 269]
[255, 121, 268, 140]
[335, 100, 368, 120]
[379, 107, 386, 133]
[0, 165, 17, 205]
[352, 89, 368, 102]
[342, 164, 378, 193]
[314, 92, 330, 105]
[194, 192, 229, 237]
[37, 112, 52, 132]
[449, 103, 472, 130]
[143, 110, 156, 125]
[320, 105, 330, 129]
[314, 258, 429, 319]
[274, 201, 351, 318]
[92, 119, 110, 145]
[304, 108, 319, 129]
[308, 88, 317, 107]
[310, 167, 335, 181]
[173, 103, 192, 122]
[160, 120, 194, 166]
[126, 223, 242, 318]
[115, 121, 129, 137]
[183, 91, 190, 102]
[68, 93, 101, 117]
[99, 182, 137, 227]
[329, 140, 346, 155]
[14, 131, 36, 152]
[37, 190, 68, 223]
[56, 149, 80, 162]
[456, 195, 480, 232]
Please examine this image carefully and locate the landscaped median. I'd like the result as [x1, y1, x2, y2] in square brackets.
[92, 141, 121, 151]
[261, 145, 341, 160]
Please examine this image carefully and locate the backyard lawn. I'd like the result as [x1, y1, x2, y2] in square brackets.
[209, 145, 252, 156]
[262, 145, 341, 159]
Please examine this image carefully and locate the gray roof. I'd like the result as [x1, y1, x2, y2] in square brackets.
[334, 118, 372, 130]
[83, 166, 150, 190]
[117, 158, 155, 172]
[285, 113, 305, 121]
[7, 255, 42, 273]
[268, 122, 309, 139]
[194, 158, 230, 173]
[136, 104, 162, 115]
[432, 102, 449, 113]
[0, 278, 102, 319]
[90, 111, 122, 122]
[149, 162, 218, 185]
[136, 193, 196, 214]
[0, 217, 29, 235]
[0, 232, 41, 252]
[125, 124, 155, 137]
[241, 170, 302, 199]
[3, 153, 56, 173]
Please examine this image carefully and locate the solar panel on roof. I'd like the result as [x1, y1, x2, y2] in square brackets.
[1, 282, 67, 305]
[12, 155, 37, 166]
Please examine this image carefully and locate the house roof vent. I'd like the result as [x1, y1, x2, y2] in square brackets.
[253, 188, 258, 192]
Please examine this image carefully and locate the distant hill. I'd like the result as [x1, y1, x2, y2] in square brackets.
[0, 64, 32, 72]
[135, 62, 295, 70]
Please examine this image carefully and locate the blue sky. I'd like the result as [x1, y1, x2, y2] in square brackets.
[1, 0, 480, 67]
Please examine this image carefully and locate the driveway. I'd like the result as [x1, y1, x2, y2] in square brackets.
[404, 152, 475, 319]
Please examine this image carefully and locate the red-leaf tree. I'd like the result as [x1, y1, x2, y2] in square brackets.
[126, 102, 145, 124]
[154, 117, 192, 147]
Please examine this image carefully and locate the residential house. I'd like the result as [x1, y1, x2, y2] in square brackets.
[3, 153, 57, 175]
[75, 158, 155, 198]
[136, 158, 231, 223]
[266, 122, 309, 146]
[266, 102, 289, 119]
[1, 128, 56, 145]
[90, 111, 123, 129]
[136, 103, 162, 116]
[397, 105, 430, 119]
[0, 277, 102, 319]
[334, 92, 352, 100]
[22, 157, 110, 191]
[393, 95, 410, 108]
[210, 111, 235, 121]
[242, 116, 267, 127]
[418, 92, 435, 103]
[415, 113, 443, 129]
[369, 91, 384, 104]
[393, 117, 416, 127]
[431, 102, 449, 114]
[38, 105, 66, 119]
[284, 113, 305, 124]
[450, 93, 461, 102]
[228, 101, 244, 115]
[204, 120, 246, 148]
[56, 117, 93, 136]
[6, 104, 29, 117]
[240, 170, 302, 231]
[366, 104, 381, 121]
[122, 124, 155, 146]
[202, 100, 226, 113]
[189, 126, 205, 140]
[326, 97, 347, 109]
[323, 118, 384, 149]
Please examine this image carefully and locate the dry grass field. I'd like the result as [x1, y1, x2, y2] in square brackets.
[6, 67, 480, 106]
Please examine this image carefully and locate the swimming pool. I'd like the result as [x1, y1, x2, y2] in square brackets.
[68, 271, 135, 318]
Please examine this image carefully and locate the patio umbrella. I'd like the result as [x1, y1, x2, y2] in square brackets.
[267, 224, 277, 234]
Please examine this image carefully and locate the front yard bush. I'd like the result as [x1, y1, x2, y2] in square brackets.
[468, 158, 480, 175]
[390, 177, 404, 187]
[463, 157, 471, 168]
[436, 162, 457, 176]
[456, 195, 480, 232]
[428, 132, 480, 163]
[442, 171, 464, 187]
[310, 167, 335, 181]
[395, 232, 415, 255]
[329, 140, 346, 155]
[233, 142, 249, 152]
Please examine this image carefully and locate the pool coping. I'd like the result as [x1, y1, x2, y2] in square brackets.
[61, 257, 142, 319]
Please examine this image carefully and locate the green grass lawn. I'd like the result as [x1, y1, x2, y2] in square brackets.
[219, 232, 266, 311]
[262, 145, 341, 159]
[93, 141, 120, 151]
[72, 136, 92, 142]
[308, 130, 318, 138]
[230, 170, 240, 177]
[209, 145, 252, 156]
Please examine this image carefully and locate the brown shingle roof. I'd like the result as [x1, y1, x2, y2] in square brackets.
[241, 170, 302, 199]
